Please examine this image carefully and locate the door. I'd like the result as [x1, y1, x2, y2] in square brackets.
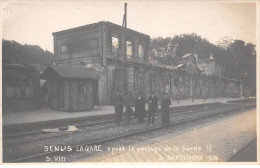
[78, 82, 87, 111]
[86, 81, 94, 110]
[112, 68, 124, 94]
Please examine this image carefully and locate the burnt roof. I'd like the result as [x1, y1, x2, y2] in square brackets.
[52, 21, 150, 39]
[41, 65, 99, 79]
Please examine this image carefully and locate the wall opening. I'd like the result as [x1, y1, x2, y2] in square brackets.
[127, 41, 133, 58]
[138, 44, 144, 59]
[112, 36, 119, 57]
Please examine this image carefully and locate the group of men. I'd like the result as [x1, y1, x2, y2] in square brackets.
[113, 91, 172, 126]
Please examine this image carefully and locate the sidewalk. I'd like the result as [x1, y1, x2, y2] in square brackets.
[81, 108, 256, 162]
[2, 97, 251, 126]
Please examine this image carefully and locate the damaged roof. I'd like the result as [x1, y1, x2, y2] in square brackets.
[52, 21, 150, 39]
[41, 65, 99, 79]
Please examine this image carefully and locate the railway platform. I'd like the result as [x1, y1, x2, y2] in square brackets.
[228, 138, 257, 162]
[82, 108, 256, 162]
[2, 97, 254, 126]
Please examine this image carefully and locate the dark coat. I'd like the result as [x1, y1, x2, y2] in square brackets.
[135, 96, 145, 123]
[147, 95, 158, 111]
[125, 94, 135, 106]
[114, 94, 123, 107]
[161, 97, 171, 112]
[134, 97, 145, 112]
[161, 97, 171, 125]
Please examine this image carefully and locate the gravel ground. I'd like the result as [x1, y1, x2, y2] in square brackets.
[3, 104, 248, 162]
[73, 106, 255, 162]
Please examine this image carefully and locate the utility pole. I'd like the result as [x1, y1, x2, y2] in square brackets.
[123, 3, 127, 99]
[191, 74, 194, 102]
[111, 3, 127, 104]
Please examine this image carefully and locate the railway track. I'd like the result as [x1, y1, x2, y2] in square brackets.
[4, 99, 255, 136]
[3, 103, 233, 143]
[227, 98, 256, 104]
[4, 102, 223, 135]
[4, 103, 255, 163]
[3, 102, 224, 139]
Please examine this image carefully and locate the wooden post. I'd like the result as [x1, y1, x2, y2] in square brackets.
[177, 72, 180, 104]
[203, 78, 205, 101]
[220, 78, 223, 100]
[123, 3, 127, 99]
[191, 74, 194, 102]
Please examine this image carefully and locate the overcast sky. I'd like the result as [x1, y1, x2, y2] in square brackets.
[2, 1, 257, 53]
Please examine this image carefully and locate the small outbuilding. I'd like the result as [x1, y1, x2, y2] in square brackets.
[41, 65, 99, 111]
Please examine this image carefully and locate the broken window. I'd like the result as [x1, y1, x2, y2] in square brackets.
[126, 41, 133, 58]
[112, 37, 119, 57]
[60, 39, 98, 54]
[138, 44, 144, 59]
[60, 45, 68, 53]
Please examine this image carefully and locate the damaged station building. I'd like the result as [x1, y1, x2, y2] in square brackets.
[44, 21, 242, 110]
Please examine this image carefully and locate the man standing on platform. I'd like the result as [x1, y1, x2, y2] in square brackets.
[134, 92, 145, 124]
[147, 92, 158, 125]
[114, 91, 124, 125]
[161, 92, 171, 126]
[124, 91, 134, 124]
